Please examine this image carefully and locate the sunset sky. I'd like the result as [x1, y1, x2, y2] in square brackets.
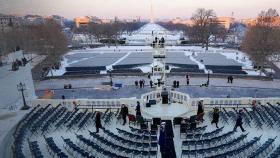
[1, 0, 280, 19]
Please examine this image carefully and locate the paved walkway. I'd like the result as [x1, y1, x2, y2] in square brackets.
[35, 76, 280, 99]
[35, 76, 280, 90]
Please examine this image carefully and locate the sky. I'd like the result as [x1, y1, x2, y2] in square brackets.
[1, 0, 280, 20]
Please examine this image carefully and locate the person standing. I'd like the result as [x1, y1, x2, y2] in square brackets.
[121, 104, 129, 125]
[135, 80, 138, 87]
[95, 112, 102, 133]
[233, 109, 246, 132]
[211, 108, 220, 128]
[173, 80, 176, 88]
[158, 122, 167, 158]
[150, 80, 153, 88]
[197, 100, 204, 115]
[135, 101, 141, 116]
[139, 80, 142, 88]
[176, 81, 179, 88]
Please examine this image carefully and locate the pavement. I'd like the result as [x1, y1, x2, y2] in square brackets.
[35, 76, 280, 99]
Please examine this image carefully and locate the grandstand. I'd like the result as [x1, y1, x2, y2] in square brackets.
[6, 95, 280, 158]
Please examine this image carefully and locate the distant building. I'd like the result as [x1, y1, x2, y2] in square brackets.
[0, 14, 23, 32]
[24, 15, 45, 25]
[46, 15, 66, 26]
[216, 17, 235, 29]
[74, 16, 102, 28]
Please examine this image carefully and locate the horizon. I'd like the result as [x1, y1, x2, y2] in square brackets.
[1, 0, 280, 20]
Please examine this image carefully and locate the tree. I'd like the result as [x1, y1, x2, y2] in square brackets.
[242, 9, 280, 73]
[189, 8, 218, 50]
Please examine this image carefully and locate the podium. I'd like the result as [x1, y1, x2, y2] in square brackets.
[161, 90, 168, 104]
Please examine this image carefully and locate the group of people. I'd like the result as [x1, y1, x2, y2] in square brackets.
[193, 100, 245, 132]
[12, 58, 27, 71]
[151, 37, 165, 48]
[207, 103, 246, 132]
[227, 76, 234, 83]
[173, 80, 180, 88]
[135, 80, 145, 88]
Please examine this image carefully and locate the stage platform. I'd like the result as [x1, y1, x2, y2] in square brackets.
[142, 102, 197, 119]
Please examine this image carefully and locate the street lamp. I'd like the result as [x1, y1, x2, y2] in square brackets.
[17, 82, 30, 110]
[207, 70, 210, 86]
[109, 69, 113, 86]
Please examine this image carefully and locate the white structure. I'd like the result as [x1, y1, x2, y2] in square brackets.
[125, 23, 181, 45]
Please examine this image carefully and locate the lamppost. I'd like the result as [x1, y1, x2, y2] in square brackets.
[109, 69, 113, 86]
[207, 70, 210, 85]
[17, 82, 30, 110]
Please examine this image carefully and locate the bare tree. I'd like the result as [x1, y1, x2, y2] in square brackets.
[242, 9, 280, 73]
[189, 8, 218, 50]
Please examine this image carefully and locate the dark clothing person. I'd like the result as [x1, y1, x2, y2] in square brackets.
[173, 80, 176, 88]
[121, 105, 129, 125]
[61, 95, 65, 100]
[150, 80, 153, 88]
[229, 76, 233, 84]
[148, 73, 151, 79]
[159, 123, 166, 158]
[95, 112, 102, 133]
[233, 111, 245, 132]
[136, 102, 141, 116]
[135, 81, 138, 87]
[139, 80, 143, 88]
[211, 108, 220, 128]
[197, 101, 204, 115]
[227, 76, 230, 83]
[176, 81, 179, 88]
[187, 78, 190, 85]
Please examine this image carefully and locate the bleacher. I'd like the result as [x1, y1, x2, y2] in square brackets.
[170, 68, 204, 74]
[10, 103, 280, 158]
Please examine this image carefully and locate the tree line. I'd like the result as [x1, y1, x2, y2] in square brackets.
[242, 8, 280, 71]
[0, 19, 68, 65]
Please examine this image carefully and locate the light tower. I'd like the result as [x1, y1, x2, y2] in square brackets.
[151, 37, 166, 89]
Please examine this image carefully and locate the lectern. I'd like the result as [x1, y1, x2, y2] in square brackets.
[161, 89, 168, 104]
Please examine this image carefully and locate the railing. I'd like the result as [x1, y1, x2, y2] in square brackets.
[27, 98, 144, 111]
[27, 91, 280, 111]
[191, 97, 280, 108]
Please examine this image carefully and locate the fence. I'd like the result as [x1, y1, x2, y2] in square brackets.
[27, 90, 280, 110]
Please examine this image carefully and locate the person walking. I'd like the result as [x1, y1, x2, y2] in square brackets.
[211, 108, 220, 128]
[233, 109, 246, 132]
[135, 80, 138, 87]
[135, 101, 141, 117]
[121, 104, 129, 125]
[95, 112, 102, 133]
[196, 100, 204, 122]
[139, 80, 143, 88]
